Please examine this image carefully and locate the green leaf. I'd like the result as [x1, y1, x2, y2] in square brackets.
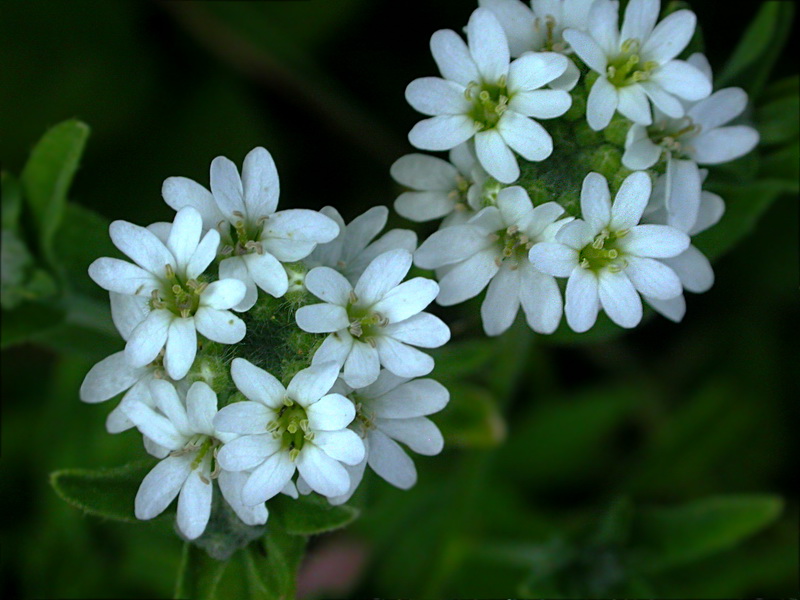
[717, 2, 794, 97]
[499, 386, 638, 486]
[695, 179, 793, 260]
[20, 120, 90, 261]
[1, 171, 22, 231]
[271, 493, 359, 536]
[52, 202, 116, 300]
[759, 141, 800, 187]
[49, 459, 156, 523]
[757, 93, 800, 147]
[240, 529, 307, 600]
[174, 542, 229, 600]
[1, 301, 65, 348]
[437, 384, 506, 448]
[631, 495, 783, 572]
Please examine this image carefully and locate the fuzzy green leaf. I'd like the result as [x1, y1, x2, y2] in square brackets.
[20, 119, 90, 261]
[49, 460, 156, 523]
[271, 493, 359, 536]
[174, 542, 229, 600]
[717, 2, 794, 97]
[240, 529, 307, 600]
[631, 495, 783, 572]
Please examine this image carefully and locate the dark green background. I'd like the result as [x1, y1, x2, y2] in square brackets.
[1, 1, 797, 598]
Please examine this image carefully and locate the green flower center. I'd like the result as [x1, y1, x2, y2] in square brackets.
[171, 434, 221, 483]
[466, 77, 511, 130]
[346, 292, 388, 344]
[150, 264, 207, 318]
[220, 211, 267, 257]
[492, 225, 533, 268]
[647, 117, 700, 157]
[267, 399, 312, 460]
[534, 14, 567, 52]
[578, 228, 628, 272]
[606, 39, 658, 87]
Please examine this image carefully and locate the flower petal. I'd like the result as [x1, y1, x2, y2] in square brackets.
[296, 444, 350, 498]
[619, 224, 689, 257]
[162, 176, 225, 231]
[186, 382, 219, 436]
[135, 455, 193, 520]
[242, 451, 296, 505]
[242, 146, 280, 218]
[430, 29, 480, 86]
[409, 115, 477, 151]
[436, 247, 499, 305]
[194, 308, 245, 345]
[586, 76, 619, 131]
[611, 171, 651, 230]
[164, 317, 197, 380]
[382, 312, 450, 348]
[343, 341, 382, 389]
[565, 267, 600, 332]
[210, 155, 244, 222]
[405, 77, 470, 116]
[353, 249, 412, 306]
[307, 393, 356, 431]
[480, 266, 521, 336]
[216, 434, 281, 471]
[641, 9, 696, 63]
[214, 401, 271, 435]
[367, 429, 417, 489]
[467, 8, 510, 82]
[375, 336, 434, 378]
[125, 309, 171, 368]
[625, 255, 683, 299]
[109, 220, 174, 278]
[598, 270, 642, 328]
[378, 416, 444, 455]
[475, 128, 519, 183]
[507, 52, 569, 92]
[177, 468, 213, 540]
[243, 251, 288, 297]
[288, 361, 341, 406]
[498, 112, 554, 162]
[313, 430, 365, 466]
[305, 267, 353, 306]
[80, 352, 144, 404]
[230, 358, 286, 408]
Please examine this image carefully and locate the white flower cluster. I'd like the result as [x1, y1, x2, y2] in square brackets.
[81, 147, 450, 540]
[395, 0, 758, 334]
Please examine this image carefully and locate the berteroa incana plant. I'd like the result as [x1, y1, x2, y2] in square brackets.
[8, 0, 787, 597]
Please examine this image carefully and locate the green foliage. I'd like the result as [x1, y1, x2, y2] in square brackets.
[717, 1, 794, 97]
[630, 495, 784, 572]
[515, 495, 783, 597]
[271, 493, 359, 536]
[241, 529, 307, 600]
[20, 120, 90, 263]
[174, 543, 229, 600]
[49, 460, 157, 523]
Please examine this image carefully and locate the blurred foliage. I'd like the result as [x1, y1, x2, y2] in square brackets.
[1, 0, 797, 598]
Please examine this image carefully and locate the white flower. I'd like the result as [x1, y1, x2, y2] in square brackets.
[479, 0, 603, 89]
[88, 207, 247, 380]
[304, 206, 417, 284]
[415, 187, 569, 335]
[213, 359, 365, 503]
[528, 171, 689, 331]
[123, 380, 268, 539]
[321, 371, 449, 504]
[623, 53, 759, 170]
[295, 249, 449, 388]
[406, 8, 573, 183]
[564, 0, 711, 130]
[391, 143, 489, 226]
[641, 171, 725, 322]
[162, 146, 339, 311]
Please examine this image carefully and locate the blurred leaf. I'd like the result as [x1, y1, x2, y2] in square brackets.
[240, 529, 307, 600]
[271, 493, 359, 536]
[717, 1, 794, 97]
[438, 384, 506, 448]
[757, 91, 799, 147]
[759, 142, 800, 187]
[52, 202, 116, 301]
[1, 301, 65, 348]
[174, 542, 228, 600]
[430, 339, 496, 384]
[695, 179, 794, 260]
[49, 459, 156, 523]
[499, 386, 638, 486]
[545, 311, 630, 346]
[1, 170, 22, 230]
[1, 171, 60, 309]
[630, 495, 783, 572]
[20, 120, 90, 261]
